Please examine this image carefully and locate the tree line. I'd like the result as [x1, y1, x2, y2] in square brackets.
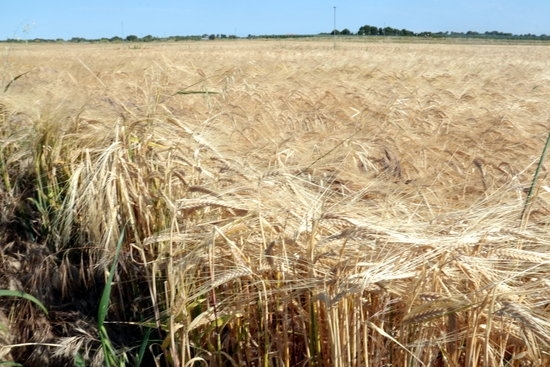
[0, 34, 238, 43]
[350, 25, 548, 40]
[2, 25, 549, 43]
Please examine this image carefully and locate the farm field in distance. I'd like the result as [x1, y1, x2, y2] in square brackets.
[1, 38, 550, 366]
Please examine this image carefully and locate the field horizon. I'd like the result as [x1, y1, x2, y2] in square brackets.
[1, 39, 549, 366]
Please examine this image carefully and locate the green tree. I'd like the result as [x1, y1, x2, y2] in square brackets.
[126, 35, 138, 42]
[383, 26, 396, 36]
[358, 25, 379, 36]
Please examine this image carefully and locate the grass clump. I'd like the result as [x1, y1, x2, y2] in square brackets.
[0, 40, 549, 366]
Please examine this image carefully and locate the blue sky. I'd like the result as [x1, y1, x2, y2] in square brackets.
[1, 1, 549, 40]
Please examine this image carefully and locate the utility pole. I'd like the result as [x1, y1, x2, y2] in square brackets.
[333, 6, 337, 49]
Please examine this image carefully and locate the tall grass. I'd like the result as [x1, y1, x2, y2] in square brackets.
[0, 40, 549, 366]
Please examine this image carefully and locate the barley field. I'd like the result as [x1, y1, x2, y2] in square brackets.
[1, 39, 550, 366]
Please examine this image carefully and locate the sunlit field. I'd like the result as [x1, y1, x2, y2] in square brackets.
[1, 38, 550, 366]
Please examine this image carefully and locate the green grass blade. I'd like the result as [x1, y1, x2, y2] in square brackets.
[98, 227, 126, 367]
[73, 352, 86, 367]
[100, 325, 122, 367]
[135, 327, 152, 366]
[0, 361, 24, 366]
[98, 227, 125, 325]
[520, 132, 550, 223]
[0, 289, 48, 315]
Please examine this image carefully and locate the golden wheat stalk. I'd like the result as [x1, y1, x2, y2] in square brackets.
[404, 298, 472, 324]
[176, 198, 248, 212]
[496, 300, 550, 346]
